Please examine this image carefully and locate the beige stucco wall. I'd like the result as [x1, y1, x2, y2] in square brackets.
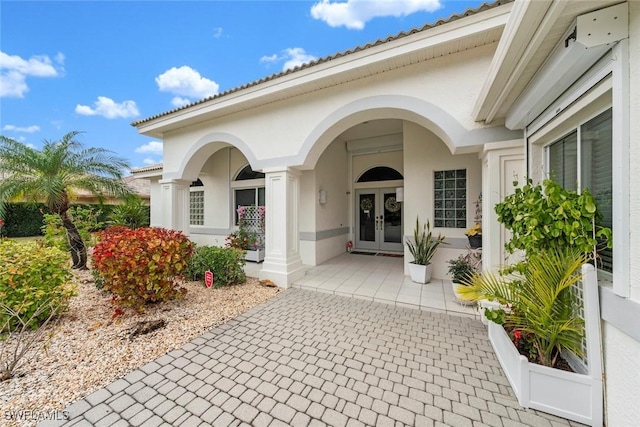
[159, 43, 497, 181]
[402, 121, 481, 279]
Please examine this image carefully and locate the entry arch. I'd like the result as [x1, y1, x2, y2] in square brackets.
[300, 95, 467, 169]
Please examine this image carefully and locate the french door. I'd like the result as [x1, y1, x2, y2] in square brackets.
[355, 188, 403, 252]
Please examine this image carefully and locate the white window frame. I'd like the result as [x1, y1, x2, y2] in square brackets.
[231, 165, 265, 226]
[527, 40, 629, 297]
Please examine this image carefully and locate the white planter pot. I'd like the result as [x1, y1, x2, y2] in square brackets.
[409, 262, 433, 284]
[488, 321, 602, 426]
[451, 282, 475, 306]
[245, 249, 265, 263]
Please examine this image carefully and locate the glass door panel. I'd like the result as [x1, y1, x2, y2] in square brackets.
[355, 188, 403, 252]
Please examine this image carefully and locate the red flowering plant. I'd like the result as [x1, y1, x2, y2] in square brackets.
[92, 226, 195, 312]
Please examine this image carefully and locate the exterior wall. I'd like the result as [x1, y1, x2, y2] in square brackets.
[300, 139, 349, 265]
[402, 121, 481, 279]
[158, 43, 497, 179]
[149, 177, 162, 227]
[314, 140, 349, 264]
[604, 2, 640, 425]
[602, 322, 640, 426]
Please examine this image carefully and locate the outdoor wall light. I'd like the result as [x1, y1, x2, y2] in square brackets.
[319, 190, 327, 204]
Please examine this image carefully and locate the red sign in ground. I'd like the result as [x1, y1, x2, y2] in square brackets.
[204, 270, 214, 288]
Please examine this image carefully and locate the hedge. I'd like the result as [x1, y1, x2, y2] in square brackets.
[0, 203, 146, 238]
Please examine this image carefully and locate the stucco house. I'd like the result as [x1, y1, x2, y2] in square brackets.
[132, 0, 639, 424]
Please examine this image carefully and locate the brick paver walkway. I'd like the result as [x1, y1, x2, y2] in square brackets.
[41, 289, 582, 426]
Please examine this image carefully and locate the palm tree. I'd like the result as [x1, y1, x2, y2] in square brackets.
[0, 131, 132, 269]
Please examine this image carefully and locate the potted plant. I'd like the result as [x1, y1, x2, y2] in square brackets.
[456, 179, 612, 426]
[465, 223, 482, 248]
[446, 255, 476, 302]
[405, 217, 447, 284]
[458, 249, 602, 426]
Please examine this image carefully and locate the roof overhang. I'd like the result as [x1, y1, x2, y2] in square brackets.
[473, 0, 625, 128]
[134, 2, 513, 139]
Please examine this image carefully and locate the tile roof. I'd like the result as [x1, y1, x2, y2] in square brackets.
[131, 0, 512, 127]
[131, 163, 163, 174]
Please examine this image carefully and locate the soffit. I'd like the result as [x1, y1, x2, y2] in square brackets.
[474, 0, 622, 124]
[134, 1, 513, 138]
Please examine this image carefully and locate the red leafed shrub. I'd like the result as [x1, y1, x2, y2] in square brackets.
[92, 227, 195, 311]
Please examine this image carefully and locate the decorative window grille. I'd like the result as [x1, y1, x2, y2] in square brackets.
[434, 169, 466, 228]
[190, 190, 204, 225]
[238, 205, 265, 249]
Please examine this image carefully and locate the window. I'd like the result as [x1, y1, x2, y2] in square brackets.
[233, 165, 265, 225]
[547, 108, 612, 272]
[190, 190, 204, 225]
[434, 169, 466, 228]
[189, 179, 204, 225]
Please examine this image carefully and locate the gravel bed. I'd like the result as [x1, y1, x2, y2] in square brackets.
[0, 270, 280, 427]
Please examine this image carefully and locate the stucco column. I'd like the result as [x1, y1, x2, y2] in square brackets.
[480, 141, 524, 272]
[259, 168, 305, 287]
[158, 178, 190, 234]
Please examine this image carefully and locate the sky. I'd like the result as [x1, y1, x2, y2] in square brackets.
[1, 0, 486, 172]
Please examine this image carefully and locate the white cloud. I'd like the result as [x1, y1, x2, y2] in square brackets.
[282, 48, 317, 71]
[213, 27, 224, 38]
[75, 96, 139, 119]
[135, 141, 163, 155]
[50, 120, 63, 130]
[2, 124, 40, 133]
[171, 96, 191, 108]
[259, 54, 279, 64]
[260, 48, 317, 72]
[155, 66, 219, 101]
[143, 158, 158, 165]
[0, 51, 62, 98]
[311, 0, 441, 29]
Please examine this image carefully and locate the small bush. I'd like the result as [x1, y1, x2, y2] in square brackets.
[92, 227, 195, 311]
[185, 245, 247, 287]
[108, 196, 150, 229]
[0, 240, 75, 329]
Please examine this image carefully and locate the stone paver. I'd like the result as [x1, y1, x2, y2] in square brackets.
[40, 288, 584, 427]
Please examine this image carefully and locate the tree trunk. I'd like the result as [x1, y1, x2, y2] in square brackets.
[60, 211, 87, 269]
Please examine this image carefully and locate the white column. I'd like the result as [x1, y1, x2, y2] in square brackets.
[259, 168, 305, 287]
[159, 178, 190, 234]
[480, 141, 524, 272]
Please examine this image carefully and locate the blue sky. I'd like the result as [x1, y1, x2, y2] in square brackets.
[1, 0, 485, 172]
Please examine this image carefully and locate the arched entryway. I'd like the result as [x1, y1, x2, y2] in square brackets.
[354, 167, 404, 253]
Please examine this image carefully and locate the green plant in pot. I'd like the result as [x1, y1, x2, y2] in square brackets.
[447, 255, 476, 302]
[458, 248, 587, 367]
[406, 217, 447, 284]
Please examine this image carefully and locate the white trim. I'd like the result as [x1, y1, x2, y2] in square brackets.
[611, 39, 630, 297]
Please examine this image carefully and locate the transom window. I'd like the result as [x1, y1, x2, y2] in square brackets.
[547, 108, 612, 272]
[433, 169, 466, 228]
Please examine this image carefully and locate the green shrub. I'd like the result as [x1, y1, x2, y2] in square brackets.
[41, 205, 104, 250]
[185, 245, 247, 287]
[0, 240, 75, 329]
[0, 203, 50, 238]
[92, 227, 195, 311]
[108, 196, 150, 229]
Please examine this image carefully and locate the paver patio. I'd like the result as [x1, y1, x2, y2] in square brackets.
[40, 287, 585, 427]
